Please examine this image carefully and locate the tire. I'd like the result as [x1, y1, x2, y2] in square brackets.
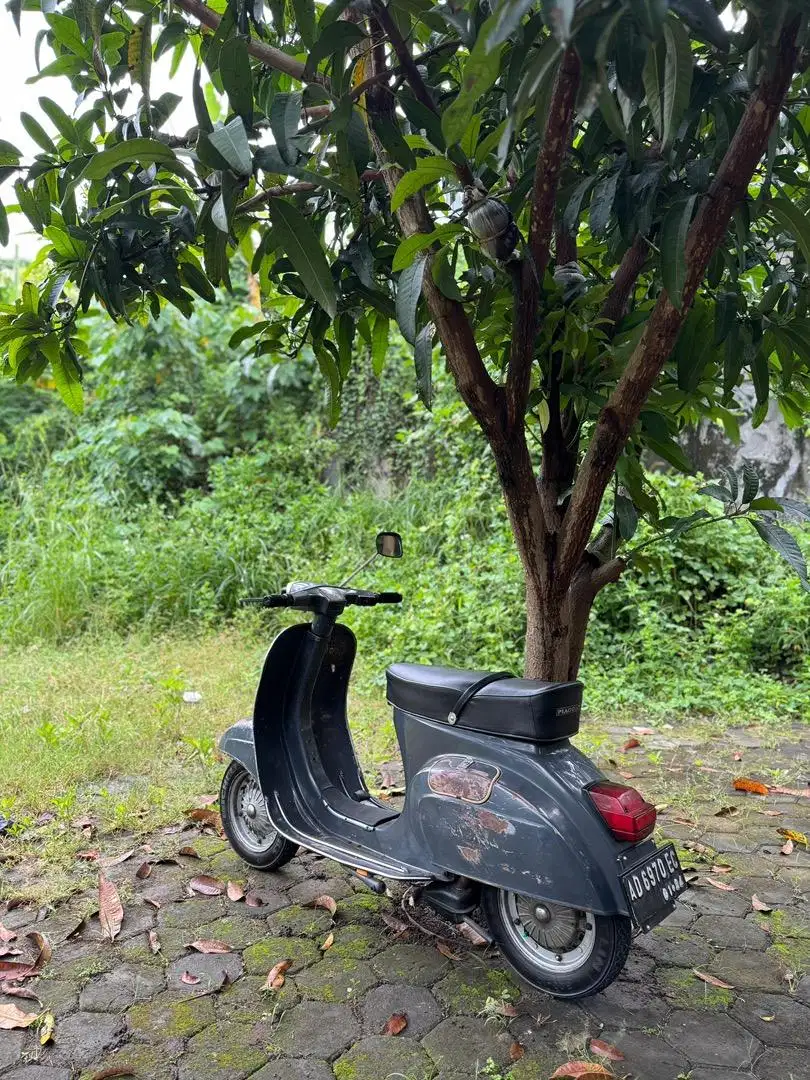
[481, 886, 631, 1000]
[219, 761, 299, 871]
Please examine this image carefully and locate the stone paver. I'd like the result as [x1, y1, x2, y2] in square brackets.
[4, 726, 810, 1078]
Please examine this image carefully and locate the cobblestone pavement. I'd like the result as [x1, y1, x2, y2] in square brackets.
[1, 724, 809, 1080]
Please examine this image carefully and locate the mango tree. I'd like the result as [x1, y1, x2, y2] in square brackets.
[3, 0, 810, 678]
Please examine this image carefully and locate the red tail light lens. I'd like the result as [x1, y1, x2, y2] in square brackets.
[588, 781, 656, 843]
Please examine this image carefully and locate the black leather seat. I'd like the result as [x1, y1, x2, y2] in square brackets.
[386, 663, 582, 742]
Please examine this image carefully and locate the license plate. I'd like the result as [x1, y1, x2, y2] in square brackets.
[621, 844, 687, 931]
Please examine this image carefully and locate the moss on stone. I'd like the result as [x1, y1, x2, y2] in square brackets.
[657, 966, 733, 1010]
[337, 892, 387, 920]
[267, 903, 330, 938]
[80, 1042, 179, 1080]
[242, 936, 321, 975]
[187, 1020, 267, 1074]
[325, 924, 385, 960]
[127, 990, 215, 1038]
[295, 955, 376, 1002]
[434, 965, 519, 1014]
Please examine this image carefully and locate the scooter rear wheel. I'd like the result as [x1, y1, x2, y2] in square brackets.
[220, 761, 299, 871]
[481, 886, 631, 1000]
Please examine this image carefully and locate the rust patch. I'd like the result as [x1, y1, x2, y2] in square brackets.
[457, 845, 482, 865]
[477, 809, 510, 834]
[428, 765, 499, 804]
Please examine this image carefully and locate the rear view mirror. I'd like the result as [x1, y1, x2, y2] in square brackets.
[376, 532, 403, 558]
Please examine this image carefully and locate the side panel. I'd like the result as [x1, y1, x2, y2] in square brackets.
[219, 718, 257, 778]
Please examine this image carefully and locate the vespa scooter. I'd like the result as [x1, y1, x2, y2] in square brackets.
[219, 533, 687, 999]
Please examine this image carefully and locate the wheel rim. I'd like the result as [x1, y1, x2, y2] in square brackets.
[226, 768, 279, 855]
[498, 891, 597, 975]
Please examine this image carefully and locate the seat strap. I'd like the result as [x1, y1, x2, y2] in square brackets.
[447, 671, 513, 725]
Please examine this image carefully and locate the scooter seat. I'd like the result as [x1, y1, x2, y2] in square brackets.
[386, 664, 582, 742]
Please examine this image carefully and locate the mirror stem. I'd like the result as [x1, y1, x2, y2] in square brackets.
[339, 551, 379, 588]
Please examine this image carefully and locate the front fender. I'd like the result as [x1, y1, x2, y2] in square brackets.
[409, 751, 629, 916]
[219, 718, 257, 779]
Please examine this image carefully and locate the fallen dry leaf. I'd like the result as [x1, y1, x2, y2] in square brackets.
[589, 1039, 625, 1062]
[770, 786, 810, 798]
[618, 770, 634, 780]
[39, 1010, 55, 1045]
[381, 913, 409, 936]
[778, 828, 809, 848]
[760, 809, 784, 817]
[693, 969, 734, 990]
[185, 808, 224, 834]
[497, 1001, 518, 1017]
[101, 848, 136, 868]
[76, 850, 99, 861]
[178, 846, 200, 858]
[714, 806, 739, 818]
[704, 878, 736, 892]
[733, 778, 769, 796]
[1, 986, 41, 1004]
[180, 971, 201, 985]
[633, 726, 655, 736]
[85, 1069, 138, 1079]
[781, 839, 795, 856]
[310, 895, 337, 917]
[0, 923, 16, 943]
[682, 841, 714, 858]
[381, 1012, 407, 1036]
[320, 932, 334, 952]
[435, 941, 460, 961]
[188, 875, 225, 896]
[148, 930, 161, 954]
[733, 751, 743, 761]
[135, 862, 153, 880]
[752, 895, 772, 913]
[144, 897, 161, 910]
[71, 815, 95, 832]
[0, 1003, 38, 1029]
[760, 1014, 775, 1021]
[244, 891, 267, 908]
[710, 865, 733, 874]
[510, 1042, 525, 1062]
[186, 940, 232, 954]
[226, 881, 245, 902]
[622, 738, 641, 751]
[264, 959, 292, 991]
[550, 1062, 614, 1079]
[98, 872, 124, 942]
[458, 922, 488, 947]
[0, 945, 21, 957]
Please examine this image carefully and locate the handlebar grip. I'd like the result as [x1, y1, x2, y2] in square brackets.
[377, 592, 403, 604]
[262, 594, 294, 608]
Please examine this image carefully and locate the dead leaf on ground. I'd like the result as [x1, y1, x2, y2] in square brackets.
[0, 923, 16, 943]
[780, 839, 795, 856]
[71, 815, 96, 831]
[682, 841, 714, 858]
[320, 932, 334, 952]
[310, 895, 337, 917]
[496, 1001, 518, 1017]
[226, 881, 245, 902]
[435, 941, 460, 961]
[76, 850, 100, 861]
[39, 1011, 55, 1045]
[144, 897, 161, 910]
[710, 864, 733, 874]
[632, 726, 655, 736]
[101, 848, 136, 868]
[704, 878, 736, 892]
[178, 846, 200, 858]
[714, 806, 739, 818]
[0, 1003, 38, 1029]
[381, 1012, 407, 1036]
[760, 1014, 775, 1021]
[458, 922, 488, 947]
[188, 875, 225, 896]
[693, 969, 734, 990]
[148, 930, 161, 954]
[733, 778, 769, 796]
[381, 913, 409, 936]
[85, 1069, 138, 1079]
[760, 809, 784, 817]
[180, 971, 201, 985]
[0, 945, 21, 957]
[99, 873, 124, 942]
[770, 786, 810, 798]
[2, 986, 41, 1004]
[244, 891, 267, 908]
[752, 895, 772, 913]
[618, 770, 634, 780]
[589, 1039, 625, 1062]
[550, 1062, 614, 1079]
[184, 808, 224, 834]
[509, 1042, 525, 1062]
[135, 862, 153, 880]
[264, 959, 292, 991]
[622, 738, 641, 752]
[778, 828, 809, 848]
[186, 940, 232, 954]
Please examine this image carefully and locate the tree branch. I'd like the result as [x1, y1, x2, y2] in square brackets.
[505, 47, 581, 432]
[557, 17, 801, 586]
[236, 171, 383, 215]
[599, 233, 649, 331]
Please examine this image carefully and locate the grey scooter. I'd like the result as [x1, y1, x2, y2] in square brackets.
[219, 533, 686, 999]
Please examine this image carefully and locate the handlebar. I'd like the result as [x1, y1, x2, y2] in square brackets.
[240, 588, 402, 610]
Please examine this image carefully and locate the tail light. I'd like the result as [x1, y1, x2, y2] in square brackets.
[588, 781, 656, 843]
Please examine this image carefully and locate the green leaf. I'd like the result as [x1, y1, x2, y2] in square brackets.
[208, 119, 253, 176]
[266, 199, 337, 318]
[0, 200, 8, 247]
[698, 483, 734, 505]
[646, 434, 693, 473]
[414, 323, 434, 409]
[305, 21, 365, 76]
[642, 40, 664, 138]
[660, 194, 697, 310]
[392, 223, 462, 273]
[81, 138, 178, 180]
[181, 262, 217, 303]
[49, 341, 84, 414]
[661, 17, 693, 153]
[442, 12, 505, 148]
[192, 66, 213, 134]
[615, 492, 639, 540]
[541, 0, 576, 45]
[292, 0, 316, 48]
[719, 465, 739, 502]
[219, 36, 253, 126]
[749, 496, 784, 512]
[748, 342, 769, 412]
[630, 0, 669, 40]
[750, 519, 809, 591]
[0, 140, 22, 166]
[315, 345, 341, 426]
[669, 0, 730, 51]
[769, 199, 810, 266]
[371, 313, 389, 377]
[589, 168, 622, 237]
[269, 92, 302, 165]
[21, 112, 57, 154]
[396, 255, 427, 344]
[390, 157, 456, 212]
[741, 461, 760, 505]
[487, 0, 535, 48]
[37, 97, 77, 145]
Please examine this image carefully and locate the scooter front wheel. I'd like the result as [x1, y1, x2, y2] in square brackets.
[219, 761, 299, 871]
[481, 886, 631, 1000]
